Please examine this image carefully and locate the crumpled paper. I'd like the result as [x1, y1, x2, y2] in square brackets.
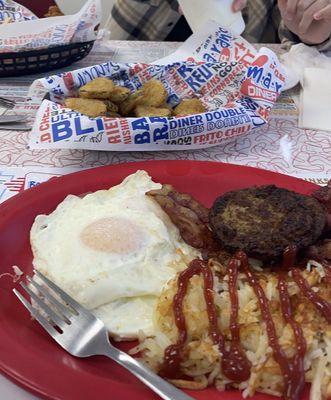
[281, 43, 331, 86]
[0, 0, 101, 53]
[29, 24, 286, 152]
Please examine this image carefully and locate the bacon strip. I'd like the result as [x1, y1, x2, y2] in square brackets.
[147, 185, 219, 251]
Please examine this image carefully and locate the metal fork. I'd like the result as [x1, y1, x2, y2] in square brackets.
[0, 97, 15, 109]
[13, 271, 194, 400]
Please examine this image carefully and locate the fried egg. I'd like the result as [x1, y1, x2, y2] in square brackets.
[31, 171, 199, 340]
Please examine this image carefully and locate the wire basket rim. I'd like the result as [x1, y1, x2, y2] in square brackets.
[0, 40, 95, 60]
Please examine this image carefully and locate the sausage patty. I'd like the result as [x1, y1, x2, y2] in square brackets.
[209, 185, 326, 260]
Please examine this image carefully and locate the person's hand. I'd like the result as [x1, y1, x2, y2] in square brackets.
[232, 0, 248, 12]
[278, 0, 331, 45]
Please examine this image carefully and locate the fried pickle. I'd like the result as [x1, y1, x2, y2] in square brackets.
[64, 98, 107, 118]
[103, 100, 119, 113]
[139, 79, 168, 107]
[108, 86, 131, 104]
[44, 5, 64, 17]
[134, 105, 172, 118]
[2, 17, 12, 24]
[79, 78, 115, 100]
[67, 77, 208, 118]
[173, 99, 206, 116]
[119, 91, 144, 116]
[105, 112, 122, 118]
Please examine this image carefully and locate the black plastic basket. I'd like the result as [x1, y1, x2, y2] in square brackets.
[0, 41, 95, 78]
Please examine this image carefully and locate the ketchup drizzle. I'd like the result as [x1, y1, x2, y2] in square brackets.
[160, 259, 251, 381]
[161, 248, 330, 400]
[225, 258, 251, 381]
[282, 245, 297, 270]
[292, 268, 331, 324]
[236, 252, 303, 400]
[280, 244, 307, 397]
[277, 275, 306, 399]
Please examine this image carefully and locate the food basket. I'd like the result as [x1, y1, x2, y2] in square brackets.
[0, 41, 95, 78]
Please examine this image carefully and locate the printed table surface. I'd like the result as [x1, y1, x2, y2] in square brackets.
[0, 40, 330, 400]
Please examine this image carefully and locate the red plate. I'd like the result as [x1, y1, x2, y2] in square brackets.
[0, 161, 316, 400]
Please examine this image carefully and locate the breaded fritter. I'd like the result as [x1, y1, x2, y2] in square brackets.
[121, 80, 168, 116]
[79, 78, 115, 99]
[134, 105, 172, 117]
[119, 91, 144, 116]
[64, 98, 107, 118]
[108, 86, 131, 104]
[103, 100, 119, 113]
[173, 99, 206, 116]
[139, 79, 168, 107]
[209, 185, 326, 260]
[44, 5, 64, 17]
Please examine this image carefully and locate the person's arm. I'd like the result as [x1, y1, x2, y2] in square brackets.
[278, 0, 331, 50]
[131, 0, 161, 4]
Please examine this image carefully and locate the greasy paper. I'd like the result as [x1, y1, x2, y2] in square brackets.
[0, 0, 100, 53]
[29, 25, 286, 151]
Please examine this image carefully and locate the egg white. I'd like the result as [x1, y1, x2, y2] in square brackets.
[31, 171, 200, 340]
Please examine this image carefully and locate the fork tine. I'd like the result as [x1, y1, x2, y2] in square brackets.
[0, 97, 15, 109]
[34, 270, 88, 315]
[27, 276, 73, 321]
[0, 96, 15, 103]
[0, 103, 14, 110]
[20, 281, 69, 329]
[13, 288, 60, 338]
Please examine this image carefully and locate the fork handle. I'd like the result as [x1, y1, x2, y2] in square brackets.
[103, 347, 195, 400]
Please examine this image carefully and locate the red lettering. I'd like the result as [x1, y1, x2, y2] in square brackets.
[39, 123, 49, 131]
[40, 133, 51, 142]
[108, 135, 121, 144]
[104, 119, 119, 131]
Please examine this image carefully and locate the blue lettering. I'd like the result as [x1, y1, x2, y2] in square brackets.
[210, 44, 219, 54]
[132, 118, 149, 131]
[246, 66, 263, 83]
[134, 132, 150, 144]
[74, 118, 94, 136]
[177, 65, 194, 79]
[206, 113, 214, 122]
[52, 121, 72, 142]
[264, 73, 272, 89]
[203, 53, 217, 63]
[150, 118, 169, 142]
[193, 65, 213, 82]
[215, 32, 232, 48]
[186, 77, 201, 91]
[28, 181, 40, 188]
[96, 118, 104, 131]
[169, 120, 177, 129]
[275, 81, 282, 93]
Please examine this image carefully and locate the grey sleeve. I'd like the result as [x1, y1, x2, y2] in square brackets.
[131, 0, 162, 4]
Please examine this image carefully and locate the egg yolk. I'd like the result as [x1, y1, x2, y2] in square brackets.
[80, 217, 145, 254]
